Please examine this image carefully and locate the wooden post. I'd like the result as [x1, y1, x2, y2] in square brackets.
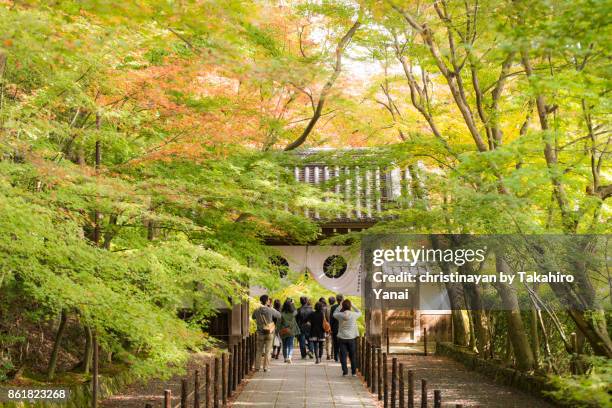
[420, 379, 427, 408]
[251, 335, 255, 370]
[194, 369, 200, 408]
[237, 340, 242, 383]
[241, 337, 247, 377]
[227, 353, 233, 397]
[366, 341, 370, 388]
[238, 341, 243, 384]
[251, 333, 256, 370]
[377, 348, 383, 401]
[245, 337, 249, 375]
[407, 370, 414, 408]
[245, 336, 250, 374]
[365, 341, 370, 388]
[246, 336, 250, 372]
[247, 335, 255, 373]
[251, 334, 256, 370]
[399, 364, 405, 408]
[245, 336, 248, 374]
[361, 337, 365, 373]
[361, 336, 368, 376]
[164, 390, 172, 408]
[205, 363, 211, 408]
[249, 335, 252, 372]
[357, 337, 361, 374]
[386, 327, 390, 354]
[423, 327, 428, 356]
[232, 344, 238, 391]
[181, 378, 188, 408]
[391, 357, 398, 408]
[213, 357, 220, 408]
[371, 346, 377, 394]
[433, 390, 441, 408]
[222, 353, 227, 406]
[92, 335, 99, 408]
[361, 337, 365, 374]
[371, 341, 376, 389]
[383, 352, 389, 408]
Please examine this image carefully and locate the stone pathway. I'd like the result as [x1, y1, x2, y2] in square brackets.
[394, 354, 560, 407]
[231, 350, 376, 408]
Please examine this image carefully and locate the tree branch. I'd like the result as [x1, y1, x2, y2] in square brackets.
[284, 19, 361, 151]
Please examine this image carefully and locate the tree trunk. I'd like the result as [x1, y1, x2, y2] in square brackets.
[494, 255, 535, 371]
[94, 113, 101, 170]
[48, 309, 68, 380]
[536, 237, 612, 357]
[530, 308, 540, 369]
[83, 325, 93, 374]
[102, 214, 117, 250]
[429, 235, 470, 346]
[566, 308, 612, 358]
[504, 330, 513, 364]
[447, 288, 470, 347]
[92, 211, 101, 246]
[461, 278, 490, 357]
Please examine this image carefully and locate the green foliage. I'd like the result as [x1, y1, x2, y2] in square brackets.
[0, 0, 334, 382]
[547, 357, 612, 407]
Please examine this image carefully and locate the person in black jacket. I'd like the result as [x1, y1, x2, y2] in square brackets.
[272, 298, 282, 359]
[325, 296, 335, 359]
[306, 301, 327, 364]
[329, 293, 343, 362]
[296, 297, 314, 359]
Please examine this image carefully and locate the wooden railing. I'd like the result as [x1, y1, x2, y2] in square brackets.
[143, 333, 257, 408]
[360, 336, 472, 408]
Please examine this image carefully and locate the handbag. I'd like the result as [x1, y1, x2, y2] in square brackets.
[279, 327, 292, 338]
[260, 312, 276, 335]
[323, 315, 331, 333]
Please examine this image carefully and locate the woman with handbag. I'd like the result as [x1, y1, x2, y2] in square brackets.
[306, 301, 328, 364]
[278, 299, 299, 363]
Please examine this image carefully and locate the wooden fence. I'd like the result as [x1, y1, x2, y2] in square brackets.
[142, 333, 256, 408]
[133, 332, 474, 408]
[360, 336, 476, 408]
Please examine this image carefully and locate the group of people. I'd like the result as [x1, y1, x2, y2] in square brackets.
[251, 293, 361, 376]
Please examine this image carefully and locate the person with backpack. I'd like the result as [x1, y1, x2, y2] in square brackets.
[296, 296, 314, 359]
[251, 294, 281, 372]
[333, 298, 361, 376]
[306, 301, 330, 364]
[277, 298, 299, 363]
[329, 293, 343, 362]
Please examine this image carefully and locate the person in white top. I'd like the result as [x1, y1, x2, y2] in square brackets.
[333, 299, 361, 376]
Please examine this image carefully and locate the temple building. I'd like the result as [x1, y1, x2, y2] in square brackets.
[268, 150, 452, 351]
